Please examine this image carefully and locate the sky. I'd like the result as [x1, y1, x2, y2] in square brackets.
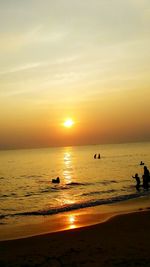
[0, 0, 150, 149]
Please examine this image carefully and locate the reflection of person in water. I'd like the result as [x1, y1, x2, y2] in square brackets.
[132, 173, 141, 190]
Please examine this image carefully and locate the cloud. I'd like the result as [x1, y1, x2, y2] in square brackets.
[0, 62, 43, 75]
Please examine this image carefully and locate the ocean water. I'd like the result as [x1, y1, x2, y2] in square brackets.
[0, 142, 150, 226]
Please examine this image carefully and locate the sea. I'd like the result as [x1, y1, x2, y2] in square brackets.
[0, 142, 150, 227]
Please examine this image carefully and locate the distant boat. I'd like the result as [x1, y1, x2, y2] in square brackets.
[140, 161, 144, 165]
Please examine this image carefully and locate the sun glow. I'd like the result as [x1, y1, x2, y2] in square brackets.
[63, 118, 74, 128]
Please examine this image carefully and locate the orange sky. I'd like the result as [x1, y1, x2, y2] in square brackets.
[0, 0, 150, 149]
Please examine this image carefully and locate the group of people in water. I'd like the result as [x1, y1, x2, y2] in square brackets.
[94, 153, 101, 159]
[132, 164, 150, 190]
[52, 160, 149, 189]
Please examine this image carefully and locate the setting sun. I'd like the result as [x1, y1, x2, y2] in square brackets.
[63, 119, 74, 128]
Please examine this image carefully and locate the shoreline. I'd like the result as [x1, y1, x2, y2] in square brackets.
[1, 209, 150, 267]
[1, 194, 150, 241]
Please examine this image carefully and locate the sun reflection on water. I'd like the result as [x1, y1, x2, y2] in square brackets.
[63, 152, 72, 183]
[68, 214, 76, 229]
[58, 149, 76, 207]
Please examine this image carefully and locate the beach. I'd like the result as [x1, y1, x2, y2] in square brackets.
[0, 143, 150, 266]
[1, 207, 150, 267]
[1, 0, 150, 265]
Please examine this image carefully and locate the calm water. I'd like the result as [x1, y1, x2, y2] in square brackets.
[0, 142, 150, 225]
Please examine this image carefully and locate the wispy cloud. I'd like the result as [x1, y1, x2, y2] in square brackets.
[0, 62, 44, 75]
[0, 54, 80, 77]
[0, 24, 68, 54]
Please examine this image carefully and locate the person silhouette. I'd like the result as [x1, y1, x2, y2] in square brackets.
[94, 154, 97, 159]
[98, 154, 101, 159]
[144, 166, 150, 179]
[52, 177, 60, 183]
[132, 173, 141, 190]
[142, 166, 150, 189]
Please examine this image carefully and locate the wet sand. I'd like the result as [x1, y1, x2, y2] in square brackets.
[1, 195, 150, 241]
[0, 209, 150, 267]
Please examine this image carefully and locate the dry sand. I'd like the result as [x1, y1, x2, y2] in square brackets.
[0, 209, 150, 267]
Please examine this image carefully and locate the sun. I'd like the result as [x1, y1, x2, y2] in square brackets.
[63, 118, 74, 128]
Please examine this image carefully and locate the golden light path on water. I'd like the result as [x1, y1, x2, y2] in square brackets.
[59, 149, 75, 207]
[63, 152, 72, 183]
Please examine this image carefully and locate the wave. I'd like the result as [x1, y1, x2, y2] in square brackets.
[66, 182, 87, 186]
[0, 193, 17, 198]
[1, 190, 149, 220]
[0, 214, 5, 219]
[14, 193, 143, 216]
[40, 182, 92, 193]
[96, 180, 118, 186]
[82, 189, 116, 197]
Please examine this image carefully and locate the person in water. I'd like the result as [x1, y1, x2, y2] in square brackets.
[144, 166, 150, 179]
[52, 177, 60, 183]
[142, 166, 150, 189]
[132, 173, 141, 189]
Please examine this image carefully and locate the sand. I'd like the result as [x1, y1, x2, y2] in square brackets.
[1, 209, 150, 267]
